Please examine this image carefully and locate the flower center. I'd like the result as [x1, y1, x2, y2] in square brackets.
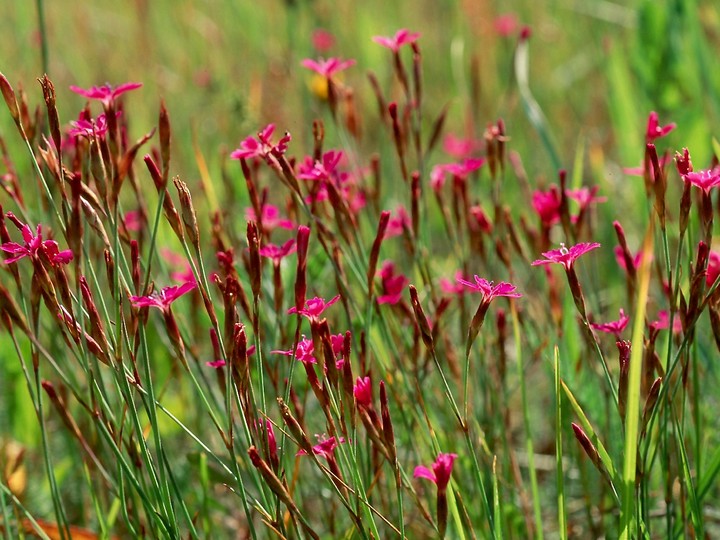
[559, 243, 569, 255]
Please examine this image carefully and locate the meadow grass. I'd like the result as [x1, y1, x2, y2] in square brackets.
[0, 1, 719, 538]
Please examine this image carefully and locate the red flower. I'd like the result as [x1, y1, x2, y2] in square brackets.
[707, 251, 720, 287]
[377, 261, 409, 305]
[531, 242, 601, 271]
[372, 29, 421, 52]
[645, 111, 676, 143]
[413, 452, 457, 491]
[532, 186, 562, 225]
[456, 275, 522, 302]
[591, 309, 630, 337]
[129, 282, 196, 311]
[69, 82, 142, 107]
[1, 218, 73, 266]
[287, 295, 341, 321]
[297, 435, 345, 460]
[230, 124, 291, 161]
[353, 376, 373, 408]
[301, 57, 356, 78]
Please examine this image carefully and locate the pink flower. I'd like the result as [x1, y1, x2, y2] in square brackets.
[377, 261, 409, 305]
[384, 206, 411, 239]
[683, 168, 720, 194]
[246, 203, 295, 233]
[430, 158, 485, 191]
[312, 29, 335, 52]
[707, 251, 720, 287]
[1, 218, 73, 266]
[69, 82, 142, 107]
[614, 246, 650, 273]
[442, 133, 482, 159]
[230, 124, 291, 161]
[456, 275, 522, 303]
[440, 271, 469, 295]
[650, 310, 682, 334]
[566, 186, 606, 211]
[206, 345, 255, 368]
[301, 57, 356, 78]
[645, 111, 676, 143]
[68, 111, 119, 139]
[288, 295, 341, 321]
[297, 150, 344, 182]
[532, 186, 562, 225]
[124, 210, 143, 232]
[469, 205, 493, 234]
[353, 376, 373, 408]
[297, 435, 345, 460]
[272, 336, 317, 365]
[623, 154, 671, 177]
[494, 13, 519, 37]
[129, 282, 196, 311]
[413, 452, 458, 491]
[372, 29, 421, 52]
[531, 242, 601, 271]
[259, 239, 296, 263]
[591, 309, 630, 337]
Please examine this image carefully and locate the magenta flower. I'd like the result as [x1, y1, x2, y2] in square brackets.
[68, 111, 119, 139]
[372, 29, 421, 52]
[272, 336, 317, 365]
[532, 242, 601, 271]
[246, 203, 295, 233]
[230, 124, 291, 161]
[206, 345, 255, 368]
[259, 239, 296, 263]
[566, 186, 607, 211]
[287, 295, 341, 321]
[312, 29, 335, 52]
[683, 168, 720, 194]
[707, 251, 720, 287]
[413, 452, 458, 491]
[384, 206, 411, 239]
[353, 376, 373, 408]
[494, 13, 519, 37]
[532, 186, 562, 225]
[129, 282, 196, 311]
[377, 262, 409, 305]
[297, 150, 344, 182]
[440, 271, 469, 296]
[623, 154, 671, 177]
[430, 158, 485, 191]
[591, 309, 630, 337]
[443, 133, 482, 159]
[650, 310, 683, 334]
[301, 57, 356, 78]
[456, 275, 522, 303]
[69, 82, 142, 107]
[1, 219, 73, 266]
[124, 210, 143, 232]
[296, 435, 345, 460]
[614, 246, 650, 273]
[645, 111, 676, 143]
[469, 206, 493, 234]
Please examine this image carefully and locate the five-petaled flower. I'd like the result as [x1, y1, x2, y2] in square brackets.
[532, 242, 601, 271]
[414, 452, 458, 492]
[353, 376, 373, 409]
[532, 186, 562, 225]
[682, 168, 720, 194]
[70, 82, 142, 108]
[288, 295, 341, 321]
[272, 336, 317, 365]
[259, 239, 296, 263]
[296, 435, 345, 460]
[246, 203, 295, 233]
[129, 282, 196, 311]
[301, 57, 356, 78]
[1, 218, 73, 266]
[645, 111, 676, 143]
[372, 29, 421, 52]
[377, 262, 409, 305]
[591, 309, 630, 337]
[456, 275, 522, 303]
[230, 124, 291, 162]
[68, 111, 119, 139]
[297, 150, 344, 183]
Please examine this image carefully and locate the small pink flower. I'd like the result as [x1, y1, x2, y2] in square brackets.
[384, 206, 411, 239]
[312, 29, 335, 52]
[377, 262, 409, 305]
[442, 133, 482, 159]
[353, 376, 373, 408]
[259, 239, 296, 263]
[683, 168, 720, 194]
[301, 57, 356, 78]
[297, 150, 344, 182]
[68, 111, 119, 139]
[129, 282, 196, 311]
[372, 29, 421, 52]
[494, 13, 519, 37]
[1, 218, 73, 266]
[591, 309, 630, 337]
[532, 186, 562, 225]
[614, 246, 650, 273]
[440, 271, 469, 296]
[288, 295, 341, 321]
[69, 82, 142, 107]
[230, 124, 291, 161]
[566, 186, 606, 211]
[645, 111, 676, 143]
[124, 210, 143, 232]
[469, 205, 493, 234]
[650, 310, 683, 334]
[272, 336, 317, 365]
[707, 251, 720, 287]
[206, 345, 255, 368]
[531, 242, 601, 271]
[413, 452, 458, 491]
[297, 435, 345, 460]
[161, 248, 196, 283]
[456, 275, 522, 303]
[430, 158, 485, 191]
[246, 203, 295, 233]
[623, 154, 671, 177]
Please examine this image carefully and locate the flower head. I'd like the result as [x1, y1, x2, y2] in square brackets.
[683, 168, 720, 194]
[1, 218, 73, 266]
[707, 251, 720, 287]
[384, 206, 411, 239]
[456, 275, 522, 303]
[288, 295, 341, 321]
[372, 29, 421, 52]
[494, 13, 519, 37]
[532, 186, 562, 225]
[353, 376, 373, 408]
[230, 124, 291, 161]
[297, 435, 345, 460]
[591, 309, 630, 337]
[443, 133, 482, 159]
[532, 242, 601, 271]
[413, 452, 458, 491]
[68, 111, 119, 139]
[272, 336, 317, 364]
[650, 310, 683, 334]
[645, 111, 676, 143]
[566, 186, 606, 211]
[312, 29, 335, 52]
[301, 57, 356, 78]
[377, 261, 409, 305]
[69, 82, 142, 107]
[246, 203, 295, 233]
[129, 282, 196, 311]
[430, 158, 485, 191]
[297, 150, 344, 183]
[259, 239, 296, 263]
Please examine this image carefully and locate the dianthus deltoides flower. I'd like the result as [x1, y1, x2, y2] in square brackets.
[414, 452, 458, 538]
[129, 282, 196, 311]
[69, 81, 142, 108]
[1, 217, 73, 266]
